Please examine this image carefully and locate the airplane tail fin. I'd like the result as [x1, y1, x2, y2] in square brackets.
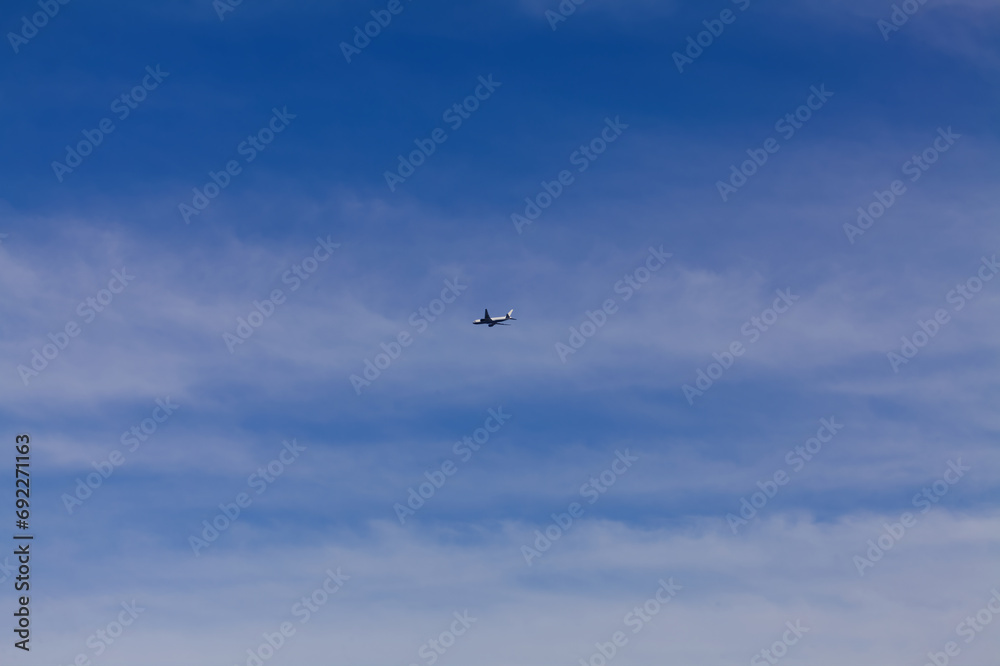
[507, 309, 514, 319]
[484, 308, 490, 320]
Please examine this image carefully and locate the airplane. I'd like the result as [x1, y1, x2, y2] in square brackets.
[473, 308, 516, 327]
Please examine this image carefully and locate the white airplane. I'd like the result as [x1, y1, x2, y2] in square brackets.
[473, 308, 516, 327]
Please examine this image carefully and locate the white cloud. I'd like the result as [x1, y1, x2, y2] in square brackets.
[10, 511, 1000, 665]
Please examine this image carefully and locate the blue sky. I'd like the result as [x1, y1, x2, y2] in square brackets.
[2, 0, 1000, 664]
